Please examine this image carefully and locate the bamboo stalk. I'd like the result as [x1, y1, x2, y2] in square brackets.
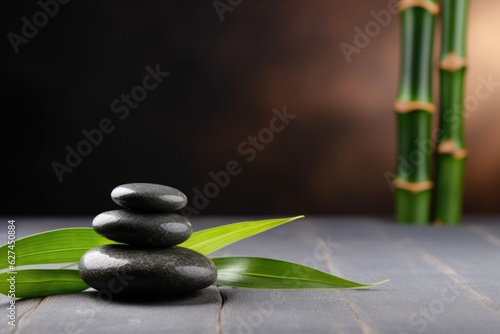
[394, 0, 438, 224]
[434, 0, 469, 225]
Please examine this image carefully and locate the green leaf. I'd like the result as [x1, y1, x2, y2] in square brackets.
[213, 257, 389, 289]
[0, 217, 303, 271]
[0, 257, 387, 299]
[0, 269, 89, 298]
[0, 216, 389, 298]
[0, 228, 118, 270]
[179, 216, 304, 255]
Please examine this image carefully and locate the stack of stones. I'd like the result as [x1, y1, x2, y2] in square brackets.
[79, 183, 217, 299]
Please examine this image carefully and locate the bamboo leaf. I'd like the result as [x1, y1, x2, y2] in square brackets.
[0, 216, 391, 299]
[179, 216, 304, 255]
[0, 228, 119, 270]
[0, 257, 388, 299]
[0, 269, 89, 298]
[0, 217, 304, 270]
[213, 257, 389, 289]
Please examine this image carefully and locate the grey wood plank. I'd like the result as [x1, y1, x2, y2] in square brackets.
[213, 217, 500, 334]
[214, 217, 387, 334]
[0, 287, 222, 334]
[1, 217, 500, 334]
[219, 287, 365, 334]
[0, 217, 225, 334]
[461, 217, 500, 249]
[308, 218, 500, 334]
[385, 223, 500, 309]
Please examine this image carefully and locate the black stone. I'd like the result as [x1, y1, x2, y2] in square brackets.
[111, 183, 187, 212]
[78, 245, 217, 298]
[93, 210, 192, 247]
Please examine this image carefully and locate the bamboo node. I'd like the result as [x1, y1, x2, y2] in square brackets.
[394, 100, 435, 114]
[438, 139, 468, 159]
[440, 52, 467, 72]
[398, 0, 439, 15]
[393, 179, 434, 194]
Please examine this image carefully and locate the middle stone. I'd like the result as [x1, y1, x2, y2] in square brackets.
[93, 210, 192, 247]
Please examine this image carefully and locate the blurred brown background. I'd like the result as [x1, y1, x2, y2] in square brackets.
[2, 0, 499, 216]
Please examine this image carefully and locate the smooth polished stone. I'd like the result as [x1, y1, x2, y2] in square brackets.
[111, 183, 187, 212]
[93, 210, 192, 247]
[78, 245, 217, 298]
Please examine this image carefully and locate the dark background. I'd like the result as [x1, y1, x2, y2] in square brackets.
[2, 0, 500, 216]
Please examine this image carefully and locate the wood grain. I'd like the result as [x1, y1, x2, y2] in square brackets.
[1, 217, 500, 333]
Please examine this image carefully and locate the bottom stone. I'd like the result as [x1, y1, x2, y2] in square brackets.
[78, 245, 217, 298]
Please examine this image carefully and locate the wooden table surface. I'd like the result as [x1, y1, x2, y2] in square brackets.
[1, 216, 500, 334]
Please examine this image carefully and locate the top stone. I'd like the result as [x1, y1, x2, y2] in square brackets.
[111, 183, 187, 212]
